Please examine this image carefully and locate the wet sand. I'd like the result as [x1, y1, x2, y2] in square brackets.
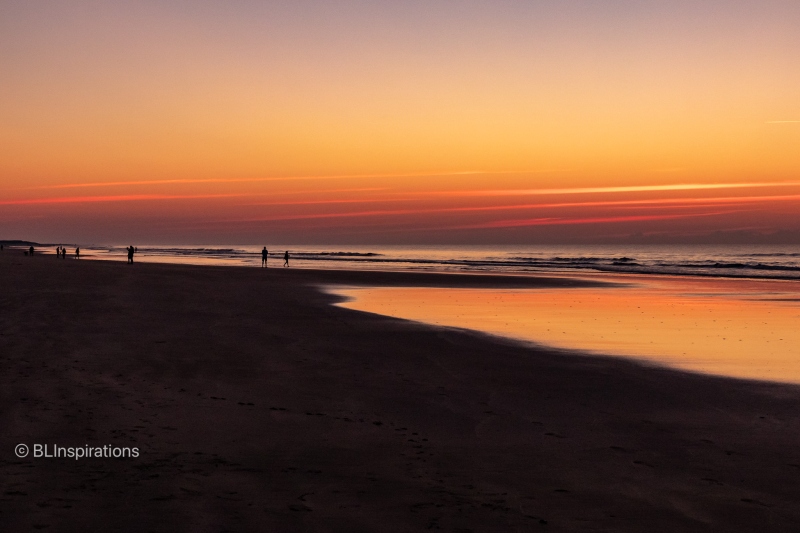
[333, 277, 800, 384]
[2, 252, 800, 531]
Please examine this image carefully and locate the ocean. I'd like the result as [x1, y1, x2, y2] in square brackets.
[72, 243, 800, 281]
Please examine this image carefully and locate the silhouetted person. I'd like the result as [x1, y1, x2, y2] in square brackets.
[62, 247, 67, 259]
[75, 247, 80, 259]
[127, 245, 134, 264]
[29, 245, 34, 256]
[261, 247, 268, 268]
[283, 250, 289, 267]
[0, 244, 4, 251]
[56, 246, 60, 258]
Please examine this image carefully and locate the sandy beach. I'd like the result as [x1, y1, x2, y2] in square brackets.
[3, 252, 800, 532]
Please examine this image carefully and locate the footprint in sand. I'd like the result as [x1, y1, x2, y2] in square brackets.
[741, 498, 771, 507]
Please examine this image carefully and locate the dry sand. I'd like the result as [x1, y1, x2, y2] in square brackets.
[2, 252, 800, 532]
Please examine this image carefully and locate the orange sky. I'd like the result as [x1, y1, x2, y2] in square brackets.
[1, 1, 798, 244]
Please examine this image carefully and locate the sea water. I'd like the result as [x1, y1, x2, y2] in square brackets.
[333, 275, 800, 384]
[76, 243, 800, 280]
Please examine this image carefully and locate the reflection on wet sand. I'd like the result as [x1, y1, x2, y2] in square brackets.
[333, 274, 800, 384]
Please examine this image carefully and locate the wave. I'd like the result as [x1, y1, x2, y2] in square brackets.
[142, 248, 242, 255]
[745, 252, 800, 258]
[291, 252, 383, 257]
[656, 262, 800, 272]
[81, 245, 800, 280]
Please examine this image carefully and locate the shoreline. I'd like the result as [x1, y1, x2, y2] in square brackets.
[6, 243, 800, 282]
[3, 253, 800, 531]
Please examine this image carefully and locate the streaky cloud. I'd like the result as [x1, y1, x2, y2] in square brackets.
[451, 211, 741, 230]
[440, 181, 800, 197]
[0, 193, 242, 205]
[16, 170, 544, 191]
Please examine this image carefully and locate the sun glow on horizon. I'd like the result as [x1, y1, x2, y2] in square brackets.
[1, 1, 798, 243]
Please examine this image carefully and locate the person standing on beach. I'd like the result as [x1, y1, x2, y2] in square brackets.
[75, 247, 80, 259]
[283, 250, 289, 267]
[262, 247, 268, 268]
[62, 247, 66, 259]
[127, 245, 135, 264]
[29, 245, 34, 256]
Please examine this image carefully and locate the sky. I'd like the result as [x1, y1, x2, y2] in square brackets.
[1, 0, 799, 245]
